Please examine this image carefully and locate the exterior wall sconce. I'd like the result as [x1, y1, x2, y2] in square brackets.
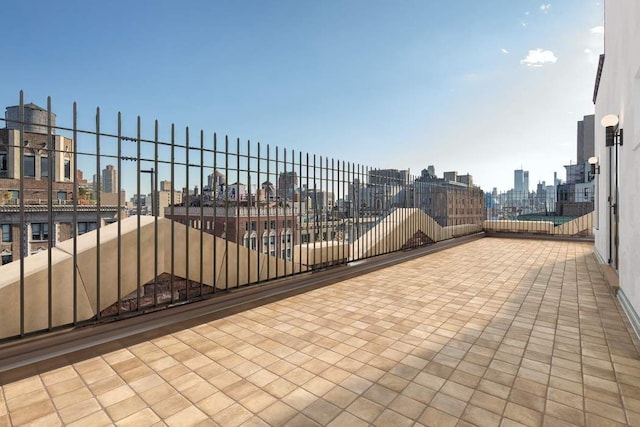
[601, 114, 623, 146]
[588, 156, 600, 174]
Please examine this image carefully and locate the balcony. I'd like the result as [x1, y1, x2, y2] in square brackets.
[1, 237, 638, 426]
[1, 95, 633, 426]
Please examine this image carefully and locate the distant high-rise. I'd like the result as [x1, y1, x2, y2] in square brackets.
[577, 114, 595, 165]
[514, 169, 529, 194]
[102, 165, 118, 193]
[277, 171, 298, 199]
[514, 170, 523, 193]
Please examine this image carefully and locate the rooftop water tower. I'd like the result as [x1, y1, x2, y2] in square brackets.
[5, 103, 56, 135]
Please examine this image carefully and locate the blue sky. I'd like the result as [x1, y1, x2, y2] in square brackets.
[1, 0, 603, 194]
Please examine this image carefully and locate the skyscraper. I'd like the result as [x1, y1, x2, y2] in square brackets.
[102, 165, 118, 193]
[514, 169, 524, 193]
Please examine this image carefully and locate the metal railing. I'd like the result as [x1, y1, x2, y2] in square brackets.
[0, 91, 488, 341]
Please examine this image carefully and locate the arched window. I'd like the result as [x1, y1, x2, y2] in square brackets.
[250, 232, 257, 251]
[269, 231, 276, 256]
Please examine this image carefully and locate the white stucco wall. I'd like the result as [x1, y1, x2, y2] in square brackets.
[594, 1, 640, 322]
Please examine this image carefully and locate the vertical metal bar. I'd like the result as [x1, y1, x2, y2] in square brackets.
[290, 149, 295, 276]
[47, 97, 53, 330]
[235, 138, 240, 288]
[357, 163, 361, 261]
[224, 135, 229, 291]
[324, 156, 328, 264]
[153, 120, 159, 307]
[95, 107, 101, 320]
[275, 146, 279, 279]
[266, 144, 270, 280]
[282, 148, 287, 276]
[347, 161, 351, 260]
[365, 164, 368, 258]
[19, 92, 25, 335]
[305, 153, 309, 272]
[199, 130, 204, 297]
[136, 116, 141, 312]
[170, 124, 175, 303]
[256, 142, 261, 284]
[117, 112, 122, 316]
[334, 158, 339, 264]
[298, 150, 303, 273]
[185, 127, 190, 299]
[72, 102, 78, 324]
[247, 139, 251, 285]
[314, 154, 319, 268]
[212, 133, 218, 293]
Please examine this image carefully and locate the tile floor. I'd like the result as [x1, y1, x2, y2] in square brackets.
[1, 237, 639, 426]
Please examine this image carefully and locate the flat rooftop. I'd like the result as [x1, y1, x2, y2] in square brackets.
[1, 237, 638, 426]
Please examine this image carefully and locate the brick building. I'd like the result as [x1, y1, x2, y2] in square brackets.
[165, 206, 297, 260]
[0, 106, 119, 264]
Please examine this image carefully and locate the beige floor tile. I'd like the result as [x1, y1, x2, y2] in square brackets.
[3, 239, 640, 427]
[57, 398, 101, 425]
[165, 406, 208, 427]
[258, 401, 297, 425]
[327, 412, 368, 427]
[346, 397, 384, 422]
[106, 395, 148, 422]
[418, 406, 459, 427]
[151, 394, 191, 419]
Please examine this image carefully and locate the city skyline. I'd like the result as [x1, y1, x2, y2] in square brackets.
[0, 1, 603, 192]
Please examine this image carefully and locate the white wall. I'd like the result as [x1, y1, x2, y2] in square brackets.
[594, 0, 640, 325]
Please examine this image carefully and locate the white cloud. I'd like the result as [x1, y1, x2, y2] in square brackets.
[584, 48, 599, 64]
[525, 10, 530, 15]
[540, 4, 551, 13]
[521, 21, 528, 27]
[590, 26, 604, 34]
[520, 48, 558, 67]
[501, 48, 509, 54]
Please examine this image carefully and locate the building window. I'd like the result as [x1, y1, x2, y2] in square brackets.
[24, 155, 35, 177]
[1, 224, 11, 242]
[270, 221, 276, 230]
[64, 159, 71, 180]
[1, 255, 11, 265]
[302, 234, 309, 243]
[57, 191, 67, 201]
[0, 153, 7, 176]
[41, 157, 49, 178]
[78, 222, 97, 235]
[250, 233, 257, 250]
[31, 223, 49, 241]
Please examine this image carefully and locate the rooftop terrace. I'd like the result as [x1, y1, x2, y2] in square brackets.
[1, 237, 637, 427]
